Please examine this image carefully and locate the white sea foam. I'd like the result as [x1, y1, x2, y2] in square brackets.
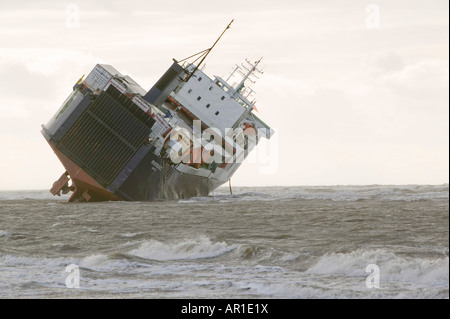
[119, 232, 142, 238]
[79, 254, 110, 269]
[306, 249, 449, 286]
[129, 236, 237, 261]
[77, 253, 146, 273]
[83, 227, 98, 233]
[0, 230, 11, 237]
[51, 222, 64, 227]
[0, 254, 72, 268]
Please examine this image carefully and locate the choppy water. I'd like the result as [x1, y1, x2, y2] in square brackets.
[0, 185, 448, 299]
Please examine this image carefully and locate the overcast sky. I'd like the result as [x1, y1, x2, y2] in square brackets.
[0, 0, 448, 190]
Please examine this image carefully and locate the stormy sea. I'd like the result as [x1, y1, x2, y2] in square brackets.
[0, 185, 448, 300]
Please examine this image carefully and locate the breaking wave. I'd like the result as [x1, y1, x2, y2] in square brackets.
[128, 236, 237, 261]
[306, 248, 449, 286]
[0, 230, 11, 237]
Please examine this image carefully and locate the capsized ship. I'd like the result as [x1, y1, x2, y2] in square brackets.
[41, 21, 273, 202]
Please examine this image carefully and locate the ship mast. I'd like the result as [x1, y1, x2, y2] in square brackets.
[178, 19, 234, 82]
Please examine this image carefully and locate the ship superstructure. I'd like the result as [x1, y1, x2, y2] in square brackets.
[41, 21, 273, 202]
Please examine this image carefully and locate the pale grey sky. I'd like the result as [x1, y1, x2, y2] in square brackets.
[0, 0, 448, 189]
